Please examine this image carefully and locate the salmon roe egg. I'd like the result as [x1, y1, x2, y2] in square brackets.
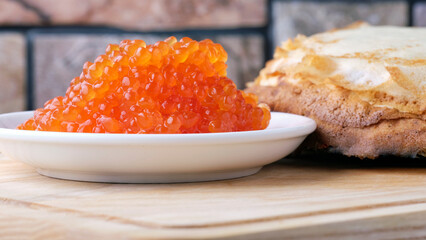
[18, 37, 271, 133]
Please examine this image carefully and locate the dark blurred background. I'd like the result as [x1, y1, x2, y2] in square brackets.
[0, 0, 424, 113]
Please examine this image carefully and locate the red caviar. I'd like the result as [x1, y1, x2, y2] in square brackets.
[18, 37, 271, 133]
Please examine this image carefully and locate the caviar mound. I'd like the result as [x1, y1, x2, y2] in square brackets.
[18, 37, 271, 134]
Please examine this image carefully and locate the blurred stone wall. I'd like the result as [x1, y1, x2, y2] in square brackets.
[0, 0, 422, 112]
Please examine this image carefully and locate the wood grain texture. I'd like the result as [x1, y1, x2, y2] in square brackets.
[1, 154, 426, 239]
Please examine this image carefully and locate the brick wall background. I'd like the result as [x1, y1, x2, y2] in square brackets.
[0, 0, 424, 113]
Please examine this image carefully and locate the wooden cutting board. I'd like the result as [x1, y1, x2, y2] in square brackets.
[1, 153, 426, 239]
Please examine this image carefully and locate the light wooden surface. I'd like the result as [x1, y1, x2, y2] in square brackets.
[1, 153, 426, 239]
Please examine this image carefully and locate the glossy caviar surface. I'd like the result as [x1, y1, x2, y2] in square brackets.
[18, 37, 271, 133]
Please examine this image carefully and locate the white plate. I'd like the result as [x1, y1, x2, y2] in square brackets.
[0, 111, 316, 183]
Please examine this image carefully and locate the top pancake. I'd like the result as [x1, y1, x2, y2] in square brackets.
[254, 22, 426, 115]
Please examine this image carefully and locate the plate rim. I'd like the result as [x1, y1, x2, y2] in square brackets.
[0, 111, 316, 145]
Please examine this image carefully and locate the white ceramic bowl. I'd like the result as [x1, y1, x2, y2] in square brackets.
[0, 111, 316, 183]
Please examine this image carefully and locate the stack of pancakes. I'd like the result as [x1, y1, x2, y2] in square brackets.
[247, 23, 425, 158]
